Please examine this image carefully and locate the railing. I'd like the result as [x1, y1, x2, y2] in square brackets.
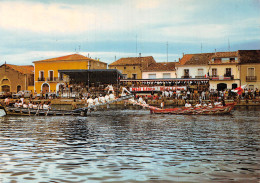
[246, 76, 257, 81]
[209, 75, 234, 80]
[195, 76, 206, 78]
[47, 77, 63, 82]
[181, 76, 192, 78]
[38, 77, 45, 81]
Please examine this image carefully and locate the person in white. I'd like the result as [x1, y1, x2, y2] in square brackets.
[185, 101, 192, 108]
[14, 100, 19, 108]
[138, 96, 146, 104]
[43, 102, 50, 110]
[195, 102, 201, 108]
[121, 87, 131, 97]
[87, 97, 94, 107]
[28, 101, 33, 109]
[214, 100, 222, 107]
[169, 90, 173, 98]
[105, 94, 110, 103]
[165, 90, 169, 98]
[109, 92, 115, 101]
[20, 97, 24, 104]
[202, 102, 207, 107]
[23, 102, 28, 108]
[106, 84, 114, 94]
[99, 94, 106, 104]
[33, 102, 38, 109]
[18, 100, 23, 108]
[94, 96, 99, 105]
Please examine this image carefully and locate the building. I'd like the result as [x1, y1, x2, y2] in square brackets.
[175, 53, 213, 79]
[239, 50, 260, 90]
[33, 54, 107, 93]
[108, 56, 156, 79]
[0, 64, 34, 93]
[142, 62, 176, 79]
[208, 51, 240, 90]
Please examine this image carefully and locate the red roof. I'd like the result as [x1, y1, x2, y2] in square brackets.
[2, 64, 34, 74]
[109, 56, 156, 68]
[33, 54, 103, 63]
[143, 62, 176, 71]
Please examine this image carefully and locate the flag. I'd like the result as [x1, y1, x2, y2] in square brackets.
[231, 84, 247, 95]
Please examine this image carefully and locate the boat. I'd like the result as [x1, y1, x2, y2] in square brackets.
[0, 106, 7, 117]
[149, 103, 236, 115]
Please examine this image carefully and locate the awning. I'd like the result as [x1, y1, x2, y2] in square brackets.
[58, 69, 123, 85]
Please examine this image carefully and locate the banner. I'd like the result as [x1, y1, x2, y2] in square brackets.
[130, 86, 187, 92]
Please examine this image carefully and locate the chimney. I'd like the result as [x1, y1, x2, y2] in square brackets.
[183, 53, 184, 56]
[139, 53, 141, 57]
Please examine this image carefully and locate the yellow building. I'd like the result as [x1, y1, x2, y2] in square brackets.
[108, 56, 156, 79]
[0, 64, 34, 93]
[209, 52, 240, 90]
[239, 50, 260, 90]
[33, 54, 107, 93]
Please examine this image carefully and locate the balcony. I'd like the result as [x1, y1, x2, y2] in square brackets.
[47, 77, 63, 82]
[209, 75, 234, 80]
[38, 77, 45, 81]
[181, 76, 192, 78]
[246, 76, 257, 82]
[195, 76, 206, 78]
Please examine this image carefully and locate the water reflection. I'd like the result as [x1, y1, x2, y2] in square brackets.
[0, 107, 259, 182]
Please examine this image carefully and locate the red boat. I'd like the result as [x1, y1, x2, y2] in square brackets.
[150, 103, 236, 115]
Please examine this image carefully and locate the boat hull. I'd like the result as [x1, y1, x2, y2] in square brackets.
[150, 103, 236, 115]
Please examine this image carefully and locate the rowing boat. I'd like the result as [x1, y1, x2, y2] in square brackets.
[149, 103, 236, 115]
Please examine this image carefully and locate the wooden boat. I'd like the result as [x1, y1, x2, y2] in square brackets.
[5, 107, 84, 116]
[149, 103, 236, 115]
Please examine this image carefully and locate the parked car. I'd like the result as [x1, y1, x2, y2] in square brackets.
[12, 90, 32, 98]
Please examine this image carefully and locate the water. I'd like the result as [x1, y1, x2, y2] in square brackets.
[0, 106, 259, 183]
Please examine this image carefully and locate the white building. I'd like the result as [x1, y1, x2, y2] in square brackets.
[175, 53, 213, 79]
[142, 62, 176, 79]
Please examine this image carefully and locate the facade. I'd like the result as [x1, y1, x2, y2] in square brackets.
[208, 52, 240, 90]
[142, 62, 176, 79]
[0, 64, 34, 93]
[175, 53, 213, 79]
[239, 50, 260, 90]
[33, 54, 107, 93]
[108, 56, 156, 79]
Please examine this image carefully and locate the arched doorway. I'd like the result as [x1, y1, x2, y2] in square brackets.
[17, 85, 21, 92]
[217, 83, 227, 91]
[232, 83, 237, 89]
[42, 83, 50, 94]
[1, 85, 10, 92]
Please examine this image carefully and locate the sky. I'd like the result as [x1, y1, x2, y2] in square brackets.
[0, 0, 259, 65]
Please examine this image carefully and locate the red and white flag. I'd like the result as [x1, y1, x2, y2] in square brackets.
[231, 84, 247, 95]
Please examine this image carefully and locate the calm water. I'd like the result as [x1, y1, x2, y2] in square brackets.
[0, 106, 259, 183]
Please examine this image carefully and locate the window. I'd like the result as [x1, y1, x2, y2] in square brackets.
[212, 68, 217, 76]
[132, 74, 137, 79]
[249, 85, 254, 90]
[133, 66, 136, 70]
[39, 71, 44, 81]
[184, 69, 189, 76]
[49, 70, 54, 81]
[198, 69, 204, 76]
[148, 74, 156, 79]
[230, 58, 235, 62]
[248, 68, 255, 76]
[163, 73, 171, 78]
[124, 67, 126, 70]
[225, 68, 231, 77]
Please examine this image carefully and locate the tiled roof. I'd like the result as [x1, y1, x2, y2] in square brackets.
[109, 56, 156, 68]
[177, 53, 213, 66]
[143, 62, 176, 71]
[33, 54, 103, 63]
[238, 50, 260, 64]
[211, 51, 238, 58]
[4, 64, 34, 74]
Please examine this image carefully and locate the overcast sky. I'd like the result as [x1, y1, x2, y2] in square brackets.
[0, 0, 259, 65]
